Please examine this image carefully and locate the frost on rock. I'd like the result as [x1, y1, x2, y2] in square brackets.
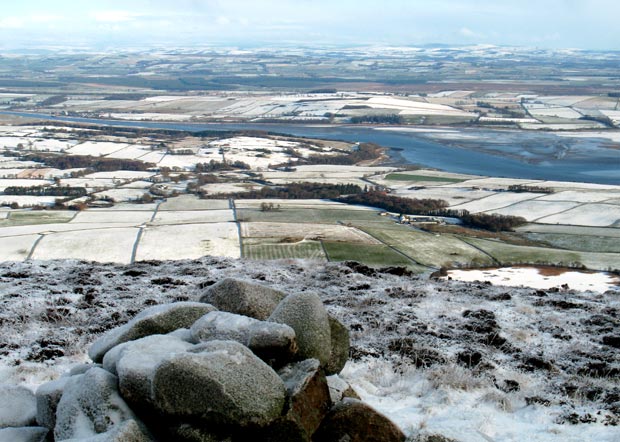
[54, 368, 139, 441]
[199, 277, 286, 320]
[269, 292, 332, 366]
[0, 385, 37, 428]
[0, 426, 48, 442]
[88, 302, 216, 363]
[190, 311, 298, 366]
[152, 340, 287, 427]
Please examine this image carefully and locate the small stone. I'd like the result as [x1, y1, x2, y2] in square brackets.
[312, 398, 406, 442]
[326, 375, 360, 405]
[278, 359, 330, 438]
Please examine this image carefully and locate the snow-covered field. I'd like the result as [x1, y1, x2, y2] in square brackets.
[30, 227, 139, 263]
[0, 258, 617, 442]
[450, 192, 544, 213]
[538, 203, 620, 227]
[67, 141, 129, 156]
[151, 209, 234, 225]
[135, 222, 240, 260]
[491, 200, 580, 222]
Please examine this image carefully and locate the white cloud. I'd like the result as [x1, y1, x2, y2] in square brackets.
[0, 17, 24, 29]
[91, 10, 140, 23]
[31, 14, 63, 24]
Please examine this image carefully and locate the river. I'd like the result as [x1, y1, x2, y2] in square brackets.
[2, 111, 619, 185]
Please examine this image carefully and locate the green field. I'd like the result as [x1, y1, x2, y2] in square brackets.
[384, 173, 464, 183]
[523, 232, 620, 253]
[243, 239, 326, 260]
[357, 223, 495, 268]
[463, 237, 620, 271]
[0, 210, 76, 227]
[322, 242, 424, 269]
[236, 208, 385, 224]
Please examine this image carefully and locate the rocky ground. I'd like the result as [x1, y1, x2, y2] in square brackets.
[0, 257, 618, 441]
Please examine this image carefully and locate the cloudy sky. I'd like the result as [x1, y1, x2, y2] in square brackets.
[0, 0, 618, 50]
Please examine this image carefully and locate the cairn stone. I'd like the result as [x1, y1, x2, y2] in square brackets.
[60, 419, 151, 442]
[54, 368, 139, 441]
[277, 359, 330, 439]
[326, 375, 360, 404]
[326, 316, 350, 375]
[0, 426, 48, 442]
[312, 398, 406, 442]
[199, 278, 286, 320]
[88, 302, 216, 362]
[190, 311, 297, 366]
[269, 292, 331, 366]
[113, 335, 192, 406]
[0, 385, 37, 428]
[35, 377, 69, 430]
[152, 340, 286, 427]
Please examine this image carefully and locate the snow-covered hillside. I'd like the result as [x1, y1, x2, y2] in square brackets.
[0, 258, 618, 441]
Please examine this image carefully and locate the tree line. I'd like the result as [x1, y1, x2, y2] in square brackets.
[3, 186, 87, 197]
[337, 190, 526, 231]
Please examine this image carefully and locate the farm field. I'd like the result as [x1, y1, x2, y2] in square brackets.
[30, 227, 139, 263]
[159, 195, 230, 211]
[243, 238, 326, 261]
[357, 224, 495, 268]
[0, 234, 40, 261]
[491, 200, 580, 221]
[0, 210, 75, 226]
[236, 207, 383, 224]
[463, 237, 620, 271]
[322, 242, 419, 267]
[522, 231, 620, 253]
[151, 209, 234, 225]
[537, 203, 620, 227]
[240, 222, 380, 244]
[135, 222, 240, 261]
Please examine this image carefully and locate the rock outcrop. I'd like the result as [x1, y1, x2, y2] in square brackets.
[0, 278, 404, 442]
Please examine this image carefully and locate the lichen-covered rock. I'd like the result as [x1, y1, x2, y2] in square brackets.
[61, 419, 152, 442]
[269, 292, 331, 366]
[277, 359, 330, 439]
[0, 426, 48, 442]
[36, 377, 69, 430]
[114, 335, 192, 406]
[88, 302, 216, 362]
[326, 375, 360, 405]
[326, 316, 350, 375]
[54, 368, 139, 441]
[312, 398, 406, 442]
[199, 278, 286, 320]
[152, 340, 286, 427]
[190, 311, 297, 365]
[0, 385, 37, 428]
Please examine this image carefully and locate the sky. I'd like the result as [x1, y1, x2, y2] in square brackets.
[0, 0, 618, 50]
